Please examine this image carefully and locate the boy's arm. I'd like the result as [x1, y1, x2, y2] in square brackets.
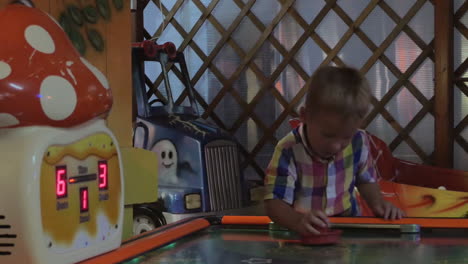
[357, 182, 405, 220]
[265, 199, 303, 232]
[356, 132, 404, 220]
[263, 136, 328, 235]
[265, 199, 329, 235]
[356, 182, 384, 209]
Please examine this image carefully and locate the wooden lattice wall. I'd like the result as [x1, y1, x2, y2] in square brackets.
[135, 0, 465, 180]
[454, 0, 468, 169]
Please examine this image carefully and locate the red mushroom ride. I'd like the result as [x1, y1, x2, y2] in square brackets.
[0, 4, 123, 264]
[0, 4, 112, 128]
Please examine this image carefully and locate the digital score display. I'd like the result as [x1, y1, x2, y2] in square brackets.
[80, 187, 89, 213]
[55, 160, 109, 214]
[36, 131, 122, 262]
[56, 166, 67, 198]
[98, 160, 108, 190]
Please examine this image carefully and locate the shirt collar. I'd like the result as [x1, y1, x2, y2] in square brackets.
[298, 123, 335, 163]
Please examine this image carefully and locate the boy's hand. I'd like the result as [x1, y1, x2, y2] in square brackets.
[370, 200, 405, 220]
[357, 183, 405, 220]
[296, 210, 330, 235]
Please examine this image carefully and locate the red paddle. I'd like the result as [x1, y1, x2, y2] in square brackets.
[300, 226, 343, 245]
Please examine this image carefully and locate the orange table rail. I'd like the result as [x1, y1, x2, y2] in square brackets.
[221, 215, 468, 228]
[79, 218, 210, 264]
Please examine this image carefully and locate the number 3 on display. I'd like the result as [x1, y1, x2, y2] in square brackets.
[98, 160, 108, 190]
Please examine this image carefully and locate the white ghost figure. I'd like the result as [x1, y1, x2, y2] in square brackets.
[151, 140, 178, 185]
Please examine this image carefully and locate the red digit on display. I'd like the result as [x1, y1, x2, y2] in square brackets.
[98, 161, 108, 190]
[80, 188, 89, 212]
[56, 166, 67, 198]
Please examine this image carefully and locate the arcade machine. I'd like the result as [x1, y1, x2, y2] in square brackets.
[0, 4, 123, 263]
[131, 41, 248, 232]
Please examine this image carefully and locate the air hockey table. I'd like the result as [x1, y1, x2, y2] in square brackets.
[81, 216, 468, 264]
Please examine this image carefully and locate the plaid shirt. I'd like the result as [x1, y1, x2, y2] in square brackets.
[264, 124, 376, 216]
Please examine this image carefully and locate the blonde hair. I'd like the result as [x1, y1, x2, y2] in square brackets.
[305, 65, 371, 120]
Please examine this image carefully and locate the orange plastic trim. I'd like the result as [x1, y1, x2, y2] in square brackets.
[79, 218, 210, 264]
[221, 216, 468, 228]
[328, 217, 468, 228]
[221, 216, 272, 225]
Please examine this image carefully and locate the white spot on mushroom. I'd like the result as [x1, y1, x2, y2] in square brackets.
[0, 61, 12, 80]
[28, 50, 37, 65]
[40, 76, 77, 121]
[80, 58, 109, 89]
[0, 113, 20, 127]
[25, 25, 55, 54]
[65, 61, 77, 85]
[66, 68, 77, 85]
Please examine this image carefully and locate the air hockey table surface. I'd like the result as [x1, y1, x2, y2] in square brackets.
[81, 216, 468, 264]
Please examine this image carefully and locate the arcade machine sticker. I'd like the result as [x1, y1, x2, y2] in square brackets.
[39, 133, 121, 252]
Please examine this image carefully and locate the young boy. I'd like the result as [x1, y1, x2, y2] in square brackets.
[264, 65, 404, 236]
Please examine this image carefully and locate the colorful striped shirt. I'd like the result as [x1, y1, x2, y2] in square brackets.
[264, 124, 376, 216]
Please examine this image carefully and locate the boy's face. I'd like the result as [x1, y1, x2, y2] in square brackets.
[300, 107, 362, 159]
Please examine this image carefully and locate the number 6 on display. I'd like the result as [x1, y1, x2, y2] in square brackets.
[55, 166, 67, 198]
